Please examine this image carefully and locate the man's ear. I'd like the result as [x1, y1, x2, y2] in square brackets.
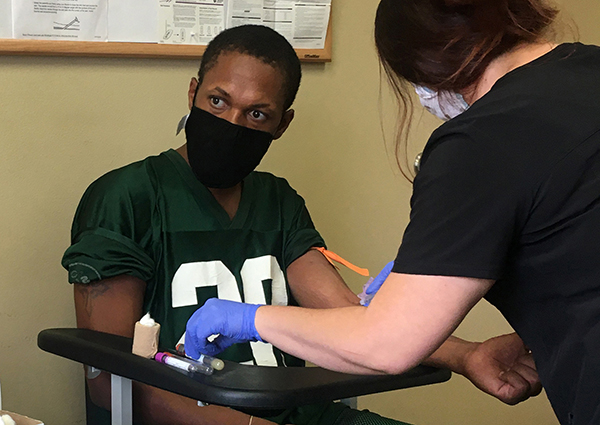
[273, 109, 295, 140]
[188, 78, 199, 110]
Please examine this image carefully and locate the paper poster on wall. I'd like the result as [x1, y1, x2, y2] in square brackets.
[158, 0, 225, 45]
[108, 0, 157, 42]
[227, 0, 262, 27]
[227, 0, 331, 49]
[4, 0, 332, 53]
[12, 0, 108, 41]
[291, 1, 330, 49]
[263, 0, 293, 40]
[0, 0, 12, 38]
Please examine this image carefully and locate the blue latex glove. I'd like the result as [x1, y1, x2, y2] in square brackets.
[185, 298, 263, 359]
[363, 261, 395, 306]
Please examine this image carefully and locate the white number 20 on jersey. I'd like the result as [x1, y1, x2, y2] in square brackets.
[171, 255, 287, 366]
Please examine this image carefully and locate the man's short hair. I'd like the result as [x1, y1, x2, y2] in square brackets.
[198, 25, 302, 111]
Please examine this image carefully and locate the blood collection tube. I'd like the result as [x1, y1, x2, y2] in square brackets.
[176, 344, 225, 371]
[155, 352, 214, 375]
[196, 353, 225, 371]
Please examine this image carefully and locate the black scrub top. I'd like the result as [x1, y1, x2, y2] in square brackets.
[394, 43, 600, 425]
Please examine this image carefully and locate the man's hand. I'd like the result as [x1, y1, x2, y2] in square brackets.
[461, 332, 542, 405]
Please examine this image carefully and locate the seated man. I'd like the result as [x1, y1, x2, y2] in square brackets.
[62, 24, 408, 425]
[62, 24, 540, 425]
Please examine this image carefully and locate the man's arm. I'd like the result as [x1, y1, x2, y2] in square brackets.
[194, 273, 491, 375]
[258, 251, 541, 404]
[362, 263, 541, 404]
[74, 276, 274, 425]
[285, 249, 360, 309]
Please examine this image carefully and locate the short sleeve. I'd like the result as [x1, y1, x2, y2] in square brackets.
[282, 191, 325, 268]
[393, 131, 526, 280]
[62, 164, 157, 284]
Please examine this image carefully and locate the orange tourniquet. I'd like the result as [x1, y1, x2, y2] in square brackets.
[312, 247, 369, 277]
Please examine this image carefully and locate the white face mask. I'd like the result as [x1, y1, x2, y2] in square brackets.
[414, 85, 469, 121]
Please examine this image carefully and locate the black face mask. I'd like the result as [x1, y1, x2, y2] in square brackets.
[185, 106, 274, 189]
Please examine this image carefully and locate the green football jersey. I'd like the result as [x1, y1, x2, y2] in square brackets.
[62, 149, 409, 425]
[63, 148, 324, 365]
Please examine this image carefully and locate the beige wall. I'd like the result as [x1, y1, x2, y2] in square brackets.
[0, 1, 598, 424]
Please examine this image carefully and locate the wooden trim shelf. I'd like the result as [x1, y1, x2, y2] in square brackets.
[0, 16, 332, 62]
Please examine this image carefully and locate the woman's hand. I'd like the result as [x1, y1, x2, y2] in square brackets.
[185, 299, 263, 359]
[362, 261, 394, 306]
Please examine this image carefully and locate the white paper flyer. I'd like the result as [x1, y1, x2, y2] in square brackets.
[263, 0, 293, 40]
[227, 0, 331, 49]
[0, 0, 12, 38]
[13, 0, 108, 41]
[159, 0, 226, 45]
[227, 0, 262, 28]
[108, 0, 158, 42]
[291, 1, 330, 49]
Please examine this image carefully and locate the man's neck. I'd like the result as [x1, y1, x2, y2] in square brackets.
[175, 144, 242, 220]
[208, 185, 242, 220]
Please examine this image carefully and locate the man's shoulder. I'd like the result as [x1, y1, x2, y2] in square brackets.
[249, 171, 304, 201]
[250, 171, 295, 191]
[86, 151, 172, 198]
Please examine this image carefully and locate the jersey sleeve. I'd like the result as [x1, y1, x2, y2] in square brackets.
[61, 164, 157, 284]
[394, 130, 526, 280]
[281, 186, 326, 269]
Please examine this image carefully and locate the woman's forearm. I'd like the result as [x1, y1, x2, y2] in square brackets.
[255, 304, 411, 374]
[254, 273, 492, 376]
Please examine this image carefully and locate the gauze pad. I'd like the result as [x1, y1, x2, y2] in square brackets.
[132, 313, 161, 359]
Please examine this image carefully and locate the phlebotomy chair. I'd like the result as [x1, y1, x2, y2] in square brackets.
[38, 328, 451, 425]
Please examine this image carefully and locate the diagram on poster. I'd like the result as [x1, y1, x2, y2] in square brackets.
[12, 0, 107, 40]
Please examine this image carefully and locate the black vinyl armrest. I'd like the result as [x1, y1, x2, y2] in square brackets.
[38, 328, 451, 410]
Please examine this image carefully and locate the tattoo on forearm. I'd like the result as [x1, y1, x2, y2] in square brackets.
[76, 281, 110, 317]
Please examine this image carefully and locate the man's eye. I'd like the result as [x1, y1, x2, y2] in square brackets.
[210, 97, 225, 108]
[250, 110, 266, 121]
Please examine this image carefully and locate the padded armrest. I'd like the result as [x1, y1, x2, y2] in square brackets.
[38, 328, 451, 410]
